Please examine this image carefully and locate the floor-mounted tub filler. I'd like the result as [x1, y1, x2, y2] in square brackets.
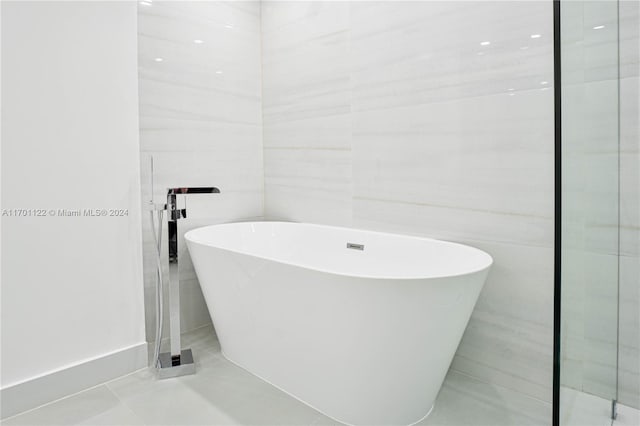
[185, 222, 493, 426]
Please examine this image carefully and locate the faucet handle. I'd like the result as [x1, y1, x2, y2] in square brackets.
[169, 207, 187, 221]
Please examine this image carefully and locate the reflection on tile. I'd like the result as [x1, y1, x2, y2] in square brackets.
[350, 2, 553, 111]
[560, 386, 611, 426]
[137, 1, 264, 340]
[180, 364, 328, 426]
[449, 241, 553, 402]
[109, 329, 341, 426]
[452, 311, 552, 403]
[420, 371, 551, 426]
[619, 1, 639, 79]
[1, 386, 137, 426]
[559, 386, 640, 426]
[75, 404, 144, 426]
[619, 255, 640, 408]
[110, 378, 237, 425]
[618, 0, 639, 408]
[616, 402, 640, 426]
[3, 327, 559, 426]
[561, 0, 639, 412]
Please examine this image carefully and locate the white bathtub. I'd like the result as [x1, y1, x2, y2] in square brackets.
[185, 222, 492, 426]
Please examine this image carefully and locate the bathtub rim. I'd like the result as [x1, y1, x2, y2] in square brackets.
[185, 221, 493, 281]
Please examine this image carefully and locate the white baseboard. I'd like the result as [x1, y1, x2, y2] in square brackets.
[0, 342, 148, 419]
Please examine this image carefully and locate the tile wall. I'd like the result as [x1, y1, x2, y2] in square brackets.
[262, 1, 555, 403]
[561, 0, 639, 408]
[137, 1, 263, 340]
[618, 0, 639, 409]
[561, 0, 621, 401]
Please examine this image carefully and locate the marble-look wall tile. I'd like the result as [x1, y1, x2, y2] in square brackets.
[351, 88, 554, 247]
[262, 1, 352, 225]
[349, 2, 553, 111]
[351, 0, 554, 403]
[138, 1, 263, 341]
[422, 370, 552, 426]
[561, 0, 639, 409]
[618, 0, 639, 408]
[619, 255, 640, 408]
[262, 0, 555, 405]
[449, 241, 554, 402]
[620, 0, 640, 80]
[264, 148, 352, 224]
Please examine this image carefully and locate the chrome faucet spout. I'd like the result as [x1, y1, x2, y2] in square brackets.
[167, 187, 221, 195]
[166, 187, 221, 221]
[166, 186, 221, 258]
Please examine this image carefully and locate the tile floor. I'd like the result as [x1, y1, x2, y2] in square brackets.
[560, 387, 640, 426]
[3, 325, 634, 426]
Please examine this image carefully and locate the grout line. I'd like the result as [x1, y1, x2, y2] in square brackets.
[451, 353, 551, 399]
[100, 385, 148, 426]
[264, 146, 351, 151]
[259, 0, 267, 221]
[448, 368, 553, 407]
[353, 195, 552, 220]
[347, 3, 355, 228]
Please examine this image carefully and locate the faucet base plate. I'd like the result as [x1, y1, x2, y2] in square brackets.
[157, 349, 196, 379]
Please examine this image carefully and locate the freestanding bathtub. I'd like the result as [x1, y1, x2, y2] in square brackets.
[185, 222, 492, 426]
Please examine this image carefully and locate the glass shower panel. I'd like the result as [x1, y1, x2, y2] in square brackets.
[560, 0, 620, 424]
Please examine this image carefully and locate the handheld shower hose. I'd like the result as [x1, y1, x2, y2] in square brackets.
[149, 208, 164, 368]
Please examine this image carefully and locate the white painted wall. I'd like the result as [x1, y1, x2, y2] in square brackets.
[262, 1, 555, 403]
[1, 0, 145, 391]
[137, 1, 264, 340]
